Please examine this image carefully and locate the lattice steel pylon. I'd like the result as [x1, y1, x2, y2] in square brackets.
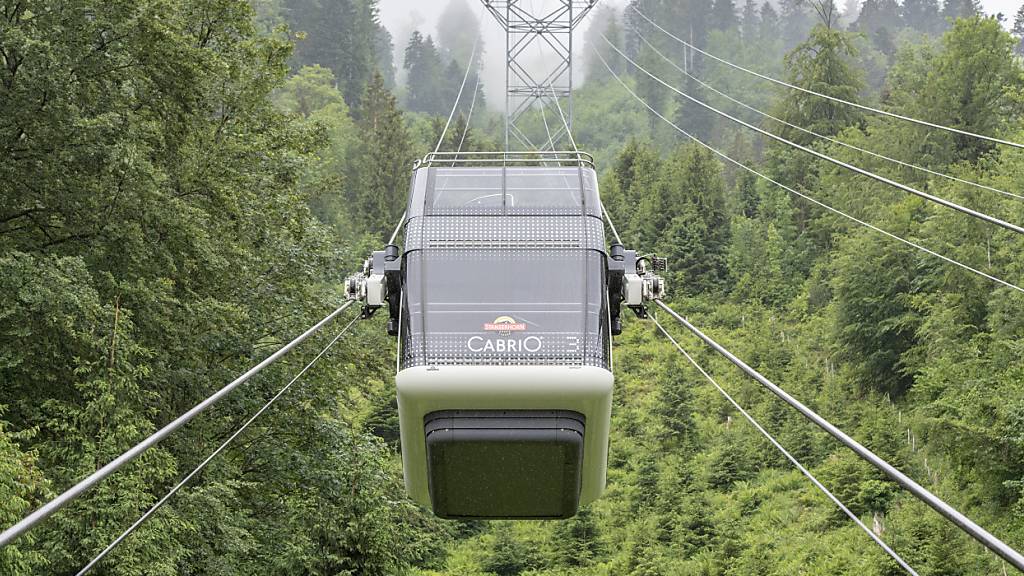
[481, 1, 597, 150]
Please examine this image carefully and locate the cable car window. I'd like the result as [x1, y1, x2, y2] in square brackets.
[401, 249, 609, 369]
[423, 167, 602, 216]
[505, 168, 582, 213]
[427, 168, 505, 214]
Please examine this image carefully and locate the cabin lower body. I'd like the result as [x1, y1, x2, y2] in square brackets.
[396, 365, 613, 519]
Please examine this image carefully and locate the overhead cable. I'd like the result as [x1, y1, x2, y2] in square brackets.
[433, 5, 485, 155]
[651, 316, 919, 576]
[547, 84, 579, 153]
[77, 314, 362, 575]
[601, 35, 1024, 235]
[0, 300, 356, 549]
[655, 299, 1024, 572]
[546, 82, 623, 244]
[629, 5, 1024, 151]
[455, 68, 483, 157]
[630, 27, 1024, 203]
[593, 48, 1024, 294]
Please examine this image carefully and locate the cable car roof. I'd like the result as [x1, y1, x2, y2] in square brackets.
[409, 151, 600, 218]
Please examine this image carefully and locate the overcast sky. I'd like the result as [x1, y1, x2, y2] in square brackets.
[377, 0, 1021, 105]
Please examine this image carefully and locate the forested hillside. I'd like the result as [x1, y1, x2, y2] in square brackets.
[2, 0, 1024, 575]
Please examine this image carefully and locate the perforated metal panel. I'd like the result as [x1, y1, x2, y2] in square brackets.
[400, 165, 609, 370]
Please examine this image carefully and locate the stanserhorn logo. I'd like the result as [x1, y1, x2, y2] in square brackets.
[483, 315, 526, 336]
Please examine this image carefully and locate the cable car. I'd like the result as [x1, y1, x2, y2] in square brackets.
[350, 151, 664, 519]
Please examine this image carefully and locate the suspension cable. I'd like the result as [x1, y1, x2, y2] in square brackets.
[651, 315, 919, 575]
[602, 35, 1024, 236]
[630, 27, 1024, 203]
[629, 5, 1024, 151]
[433, 6, 485, 156]
[547, 84, 579, 153]
[76, 314, 362, 575]
[546, 81, 623, 245]
[0, 300, 356, 548]
[593, 48, 1024, 294]
[454, 66, 483, 158]
[539, 97, 557, 152]
[654, 299, 1024, 571]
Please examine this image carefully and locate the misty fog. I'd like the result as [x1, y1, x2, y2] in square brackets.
[378, 0, 1020, 112]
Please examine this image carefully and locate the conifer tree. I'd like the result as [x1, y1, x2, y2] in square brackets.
[404, 33, 447, 115]
[903, 0, 945, 34]
[741, 0, 760, 42]
[759, 1, 782, 42]
[1013, 3, 1024, 54]
[775, 26, 864, 142]
[352, 72, 413, 235]
[710, 0, 739, 31]
[940, 0, 981, 24]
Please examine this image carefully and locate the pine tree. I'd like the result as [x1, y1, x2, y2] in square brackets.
[902, 0, 944, 35]
[437, 0, 483, 67]
[759, 1, 782, 42]
[585, 8, 626, 83]
[404, 33, 447, 114]
[352, 72, 413, 235]
[775, 26, 864, 141]
[710, 0, 738, 31]
[1013, 3, 1024, 54]
[550, 507, 601, 566]
[284, 0, 387, 104]
[940, 0, 981, 25]
[855, 0, 903, 53]
[780, 0, 816, 48]
[741, 0, 759, 42]
[654, 145, 731, 294]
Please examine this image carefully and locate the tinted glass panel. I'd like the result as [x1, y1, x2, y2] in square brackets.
[401, 249, 608, 368]
[421, 166, 600, 216]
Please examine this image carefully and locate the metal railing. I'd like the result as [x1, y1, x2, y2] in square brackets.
[417, 150, 595, 169]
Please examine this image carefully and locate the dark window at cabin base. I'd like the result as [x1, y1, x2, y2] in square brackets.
[424, 410, 585, 519]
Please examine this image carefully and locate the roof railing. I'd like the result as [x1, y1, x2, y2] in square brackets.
[418, 150, 595, 169]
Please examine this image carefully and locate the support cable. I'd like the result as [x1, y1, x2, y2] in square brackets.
[0, 300, 356, 548]
[629, 5, 1024, 151]
[593, 48, 1024, 294]
[547, 84, 579, 153]
[433, 4, 485, 155]
[454, 68, 483, 158]
[654, 299, 1024, 571]
[548, 79, 618, 243]
[651, 315, 919, 576]
[630, 28, 1024, 203]
[539, 96, 557, 153]
[601, 35, 1024, 236]
[76, 314, 362, 575]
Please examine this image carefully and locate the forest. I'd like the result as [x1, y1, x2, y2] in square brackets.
[1, 0, 1024, 574]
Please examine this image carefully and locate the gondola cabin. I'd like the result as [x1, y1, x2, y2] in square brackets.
[353, 152, 660, 519]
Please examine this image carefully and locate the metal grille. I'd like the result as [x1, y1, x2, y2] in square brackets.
[405, 216, 605, 251]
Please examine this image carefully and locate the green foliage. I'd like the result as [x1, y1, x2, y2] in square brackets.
[775, 26, 865, 142]
[6, 1, 1024, 575]
[351, 71, 414, 236]
[0, 1, 436, 573]
[279, 0, 394, 103]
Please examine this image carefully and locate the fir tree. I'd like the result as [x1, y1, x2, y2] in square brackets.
[759, 1, 782, 42]
[940, 0, 981, 24]
[902, 0, 944, 35]
[1013, 3, 1024, 54]
[710, 0, 739, 31]
[404, 33, 448, 115]
[741, 0, 760, 42]
[352, 72, 413, 235]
